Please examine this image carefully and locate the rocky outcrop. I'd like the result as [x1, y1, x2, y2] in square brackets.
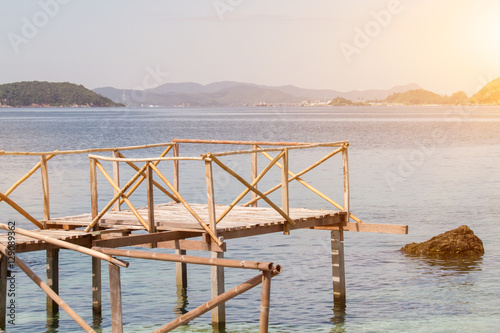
[401, 225, 484, 259]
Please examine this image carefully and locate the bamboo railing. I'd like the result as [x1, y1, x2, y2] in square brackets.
[0, 139, 358, 332]
[84, 138, 358, 243]
[0, 143, 176, 230]
[0, 139, 360, 238]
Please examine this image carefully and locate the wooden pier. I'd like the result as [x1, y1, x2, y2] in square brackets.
[0, 139, 407, 332]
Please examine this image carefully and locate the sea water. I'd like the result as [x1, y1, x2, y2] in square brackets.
[0, 106, 499, 332]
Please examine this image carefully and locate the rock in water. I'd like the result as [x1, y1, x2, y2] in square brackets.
[401, 225, 484, 259]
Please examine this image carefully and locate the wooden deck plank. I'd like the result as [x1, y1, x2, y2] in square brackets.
[8, 203, 405, 252]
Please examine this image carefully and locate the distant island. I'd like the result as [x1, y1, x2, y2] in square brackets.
[0, 81, 124, 108]
[327, 78, 500, 107]
[382, 89, 469, 105]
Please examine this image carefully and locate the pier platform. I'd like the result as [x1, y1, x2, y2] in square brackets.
[0, 139, 407, 332]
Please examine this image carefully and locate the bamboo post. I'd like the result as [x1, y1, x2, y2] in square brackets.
[251, 144, 258, 207]
[40, 155, 50, 224]
[259, 270, 272, 333]
[173, 143, 187, 289]
[342, 146, 350, 223]
[146, 163, 156, 248]
[109, 263, 123, 333]
[113, 150, 121, 211]
[281, 148, 290, 235]
[46, 249, 59, 318]
[331, 230, 346, 304]
[0, 254, 6, 330]
[332, 146, 348, 305]
[175, 249, 188, 290]
[173, 143, 179, 191]
[205, 159, 225, 329]
[0, 244, 96, 332]
[41, 155, 60, 317]
[89, 157, 102, 317]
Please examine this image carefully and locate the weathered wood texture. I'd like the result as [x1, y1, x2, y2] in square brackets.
[331, 230, 346, 304]
[46, 249, 59, 317]
[109, 263, 123, 333]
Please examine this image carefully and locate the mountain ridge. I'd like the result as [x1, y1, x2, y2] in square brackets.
[93, 81, 422, 107]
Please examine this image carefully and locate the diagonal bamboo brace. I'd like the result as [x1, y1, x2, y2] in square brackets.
[208, 154, 295, 227]
[95, 161, 150, 231]
[0, 192, 43, 229]
[0, 244, 96, 333]
[117, 148, 180, 204]
[244, 146, 343, 207]
[85, 160, 152, 232]
[148, 163, 223, 247]
[154, 266, 282, 332]
[216, 150, 284, 223]
[256, 149, 364, 224]
[0, 151, 57, 203]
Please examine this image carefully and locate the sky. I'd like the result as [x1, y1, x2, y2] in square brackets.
[1, 0, 500, 96]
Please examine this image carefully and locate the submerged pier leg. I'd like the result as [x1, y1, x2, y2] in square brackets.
[175, 249, 187, 290]
[109, 263, 123, 333]
[331, 229, 346, 304]
[92, 257, 102, 317]
[211, 251, 225, 330]
[0, 254, 7, 330]
[46, 249, 60, 318]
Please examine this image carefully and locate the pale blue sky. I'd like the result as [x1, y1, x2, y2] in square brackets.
[1, 0, 499, 95]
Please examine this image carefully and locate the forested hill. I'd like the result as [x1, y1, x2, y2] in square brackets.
[0, 81, 124, 107]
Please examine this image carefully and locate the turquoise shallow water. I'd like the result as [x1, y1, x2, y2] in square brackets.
[0, 106, 499, 332]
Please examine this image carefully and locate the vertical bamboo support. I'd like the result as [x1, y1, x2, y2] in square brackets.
[281, 148, 290, 235]
[331, 230, 346, 304]
[173, 143, 180, 192]
[40, 155, 50, 224]
[342, 146, 350, 223]
[90, 157, 99, 224]
[89, 158, 102, 317]
[146, 163, 156, 248]
[41, 155, 60, 317]
[259, 270, 272, 333]
[211, 251, 225, 330]
[173, 144, 188, 289]
[46, 249, 59, 317]
[332, 145, 348, 305]
[251, 144, 258, 207]
[175, 249, 188, 290]
[109, 263, 123, 333]
[0, 254, 7, 330]
[112, 151, 121, 212]
[206, 159, 225, 329]
[205, 159, 217, 234]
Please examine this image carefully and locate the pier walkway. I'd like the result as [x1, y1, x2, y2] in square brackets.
[0, 139, 407, 332]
